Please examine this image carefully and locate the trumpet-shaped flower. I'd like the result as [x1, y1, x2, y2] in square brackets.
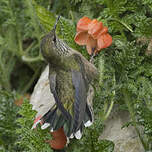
[74, 16, 112, 55]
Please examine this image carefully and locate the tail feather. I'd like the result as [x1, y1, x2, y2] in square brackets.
[40, 103, 93, 139]
[83, 103, 93, 126]
[75, 129, 82, 139]
[63, 119, 74, 137]
[53, 113, 66, 131]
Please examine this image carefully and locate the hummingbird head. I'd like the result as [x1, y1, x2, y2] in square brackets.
[40, 16, 69, 65]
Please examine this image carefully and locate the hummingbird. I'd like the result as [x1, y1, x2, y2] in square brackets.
[35, 16, 98, 150]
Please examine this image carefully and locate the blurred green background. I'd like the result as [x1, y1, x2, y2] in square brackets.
[0, 0, 152, 151]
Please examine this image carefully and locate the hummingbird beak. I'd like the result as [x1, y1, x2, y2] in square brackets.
[53, 15, 60, 31]
[52, 15, 60, 41]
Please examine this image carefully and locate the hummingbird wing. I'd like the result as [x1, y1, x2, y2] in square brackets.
[71, 69, 87, 133]
[71, 53, 94, 134]
[72, 49, 99, 82]
[41, 55, 95, 138]
[42, 67, 73, 134]
[44, 67, 87, 136]
[48, 67, 72, 121]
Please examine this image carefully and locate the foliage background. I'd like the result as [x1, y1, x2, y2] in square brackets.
[0, 0, 152, 151]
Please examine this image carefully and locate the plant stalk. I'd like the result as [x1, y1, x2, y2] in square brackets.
[123, 89, 148, 150]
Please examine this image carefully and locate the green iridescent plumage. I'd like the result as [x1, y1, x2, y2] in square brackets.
[40, 19, 98, 137]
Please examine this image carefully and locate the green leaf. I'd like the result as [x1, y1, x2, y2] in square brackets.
[16, 99, 53, 151]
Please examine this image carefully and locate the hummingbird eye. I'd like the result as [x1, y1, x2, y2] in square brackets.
[53, 36, 56, 43]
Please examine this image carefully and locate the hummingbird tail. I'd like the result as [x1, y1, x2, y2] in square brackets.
[69, 103, 93, 139]
[83, 103, 93, 127]
[39, 103, 93, 138]
[42, 106, 66, 131]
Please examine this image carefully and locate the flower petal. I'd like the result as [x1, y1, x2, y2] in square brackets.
[88, 22, 103, 39]
[86, 35, 97, 55]
[77, 16, 92, 32]
[97, 33, 112, 50]
[97, 26, 108, 38]
[74, 32, 89, 45]
[88, 19, 98, 31]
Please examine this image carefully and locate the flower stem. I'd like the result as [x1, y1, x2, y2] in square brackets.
[22, 55, 43, 62]
[103, 99, 114, 121]
[108, 18, 133, 32]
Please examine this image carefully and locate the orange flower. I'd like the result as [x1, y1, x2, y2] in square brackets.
[46, 127, 67, 150]
[74, 16, 112, 55]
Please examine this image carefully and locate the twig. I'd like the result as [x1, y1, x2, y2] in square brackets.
[21, 68, 40, 94]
